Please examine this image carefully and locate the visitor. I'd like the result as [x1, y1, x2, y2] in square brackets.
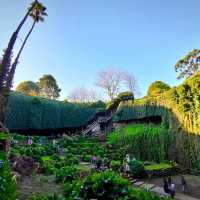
[181, 175, 187, 192]
[91, 155, 97, 165]
[168, 176, 172, 185]
[163, 178, 170, 193]
[96, 159, 102, 171]
[27, 137, 33, 145]
[169, 182, 176, 199]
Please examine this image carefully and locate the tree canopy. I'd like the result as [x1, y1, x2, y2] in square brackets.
[175, 49, 200, 79]
[16, 81, 39, 96]
[37, 74, 61, 99]
[147, 81, 171, 96]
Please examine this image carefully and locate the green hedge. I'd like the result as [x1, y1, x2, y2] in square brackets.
[5, 92, 105, 130]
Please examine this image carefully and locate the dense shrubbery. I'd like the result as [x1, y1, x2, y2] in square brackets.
[108, 124, 170, 163]
[65, 171, 170, 200]
[113, 71, 200, 170]
[55, 165, 78, 183]
[129, 160, 144, 177]
[5, 92, 106, 130]
[0, 151, 17, 200]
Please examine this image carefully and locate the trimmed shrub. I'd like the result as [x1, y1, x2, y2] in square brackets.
[5, 92, 104, 130]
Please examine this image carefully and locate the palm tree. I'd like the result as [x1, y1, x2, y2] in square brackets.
[0, 1, 39, 92]
[6, 1, 47, 91]
[0, 0, 47, 128]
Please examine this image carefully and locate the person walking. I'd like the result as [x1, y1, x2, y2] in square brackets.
[91, 154, 97, 165]
[163, 178, 170, 193]
[181, 175, 187, 192]
[169, 182, 176, 199]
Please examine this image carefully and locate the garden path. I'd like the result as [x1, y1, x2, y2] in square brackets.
[128, 177, 200, 200]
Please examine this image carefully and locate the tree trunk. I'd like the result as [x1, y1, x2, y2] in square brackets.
[0, 20, 36, 129]
[0, 11, 30, 92]
[0, 94, 9, 132]
[6, 20, 37, 92]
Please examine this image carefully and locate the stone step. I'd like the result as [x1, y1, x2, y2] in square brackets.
[129, 179, 138, 183]
[141, 183, 156, 191]
[133, 181, 144, 187]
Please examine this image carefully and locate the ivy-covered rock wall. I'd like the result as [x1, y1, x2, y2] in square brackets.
[114, 71, 200, 171]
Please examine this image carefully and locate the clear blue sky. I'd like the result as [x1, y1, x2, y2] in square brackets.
[1, 0, 200, 99]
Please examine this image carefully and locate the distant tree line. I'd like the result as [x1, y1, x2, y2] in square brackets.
[16, 74, 61, 99]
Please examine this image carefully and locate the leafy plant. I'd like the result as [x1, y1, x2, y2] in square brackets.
[129, 160, 145, 177]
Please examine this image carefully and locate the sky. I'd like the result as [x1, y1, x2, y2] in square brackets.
[0, 0, 200, 100]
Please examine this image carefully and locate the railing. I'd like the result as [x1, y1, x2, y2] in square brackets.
[82, 121, 99, 136]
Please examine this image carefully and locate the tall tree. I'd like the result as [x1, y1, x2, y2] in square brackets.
[0, 0, 47, 128]
[96, 67, 123, 101]
[16, 81, 39, 96]
[5, 1, 47, 91]
[122, 71, 137, 94]
[38, 74, 61, 99]
[175, 49, 200, 79]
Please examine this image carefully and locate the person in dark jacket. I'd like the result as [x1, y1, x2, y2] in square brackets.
[163, 178, 170, 193]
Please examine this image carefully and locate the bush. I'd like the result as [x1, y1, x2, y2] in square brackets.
[0, 151, 17, 200]
[71, 171, 131, 199]
[67, 171, 169, 200]
[117, 91, 134, 101]
[110, 160, 121, 172]
[129, 160, 145, 177]
[55, 165, 78, 183]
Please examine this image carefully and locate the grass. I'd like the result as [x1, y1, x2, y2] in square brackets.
[144, 163, 174, 171]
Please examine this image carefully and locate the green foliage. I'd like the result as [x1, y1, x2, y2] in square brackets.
[5, 92, 102, 130]
[0, 132, 10, 141]
[28, 193, 64, 200]
[110, 160, 121, 172]
[129, 160, 144, 177]
[117, 91, 134, 101]
[108, 124, 170, 163]
[147, 81, 171, 96]
[66, 171, 170, 200]
[113, 71, 200, 170]
[175, 49, 200, 79]
[16, 81, 39, 96]
[0, 151, 17, 200]
[37, 74, 61, 99]
[144, 162, 175, 171]
[55, 165, 78, 183]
